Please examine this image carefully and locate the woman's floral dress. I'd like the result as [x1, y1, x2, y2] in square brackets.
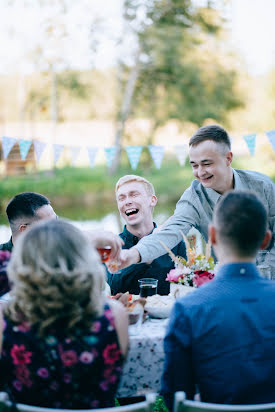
[0, 304, 124, 409]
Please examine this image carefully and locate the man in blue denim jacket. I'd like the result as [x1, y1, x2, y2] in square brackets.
[161, 191, 275, 407]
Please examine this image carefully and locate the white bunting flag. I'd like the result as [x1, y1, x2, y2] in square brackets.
[53, 144, 64, 166]
[1, 136, 17, 159]
[33, 140, 47, 163]
[148, 145, 165, 169]
[87, 147, 98, 168]
[70, 146, 81, 166]
[174, 144, 188, 166]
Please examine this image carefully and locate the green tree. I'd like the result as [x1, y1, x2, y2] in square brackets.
[111, 0, 243, 172]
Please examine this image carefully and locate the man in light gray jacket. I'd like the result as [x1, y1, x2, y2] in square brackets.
[116, 124, 275, 277]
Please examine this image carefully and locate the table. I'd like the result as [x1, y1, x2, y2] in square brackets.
[117, 318, 169, 398]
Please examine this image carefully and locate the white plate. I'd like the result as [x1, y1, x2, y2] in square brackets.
[145, 295, 174, 319]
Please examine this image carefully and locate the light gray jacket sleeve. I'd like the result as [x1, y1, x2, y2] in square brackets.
[135, 187, 200, 263]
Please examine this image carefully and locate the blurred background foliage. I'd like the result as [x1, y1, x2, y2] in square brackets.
[0, 0, 275, 217]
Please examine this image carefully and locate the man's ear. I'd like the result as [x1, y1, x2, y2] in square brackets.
[260, 230, 272, 250]
[150, 195, 158, 207]
[225, 151, 233, 166]
[18, 224, 28, 233]
[208, 224, 217, 245]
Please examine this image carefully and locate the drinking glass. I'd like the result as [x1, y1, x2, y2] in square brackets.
[128, 304, 144, 336]
[97, 246, 112, 263]
[138, 278, 158, 298]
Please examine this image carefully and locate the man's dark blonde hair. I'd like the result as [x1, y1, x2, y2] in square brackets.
[116, 175, 155, 196]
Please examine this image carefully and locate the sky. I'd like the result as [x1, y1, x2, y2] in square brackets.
[0, 0, 275, 75]
[231, 0, 275, 74]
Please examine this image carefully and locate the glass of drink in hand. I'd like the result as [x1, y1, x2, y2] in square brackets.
[138, 278, 158, 298]
[97, 246, 112, 263]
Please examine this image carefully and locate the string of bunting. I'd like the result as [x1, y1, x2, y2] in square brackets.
[1, 131, 275, 170]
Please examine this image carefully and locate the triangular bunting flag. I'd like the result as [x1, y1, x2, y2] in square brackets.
[104, 146, 118, 168]
[243, 134, 256, 156]
[19, 139, 32, 160]
[1, 136, 17, 159]
[174, 144, 188, 166]
[70, 146, 81, 166]
[53, 144, 64, 165]
[266, 130, 275, 151]
[148, 145, 165, 169]
[126, 146, 143, 170]
[33, 140, 47, 163]
[87, 147, 98, 168]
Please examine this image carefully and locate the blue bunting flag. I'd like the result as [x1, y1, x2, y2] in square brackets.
[126, 146, 143, 170]
[243, 134, 256, 156]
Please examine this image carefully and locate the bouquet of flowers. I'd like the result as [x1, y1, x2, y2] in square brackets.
[161, 231, 215, 288]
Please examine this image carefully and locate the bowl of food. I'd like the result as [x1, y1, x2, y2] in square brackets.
[145, 294, 174, 319]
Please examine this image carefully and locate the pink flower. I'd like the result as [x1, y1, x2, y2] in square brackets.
[12, 380, 22, 392]
[11, 344, 32, 365]
[104, 368, 117, 384]
[193, 270, 215, 287]
[17, 322, 31, 333]
[37, 368, 49, 379]
[79, 351, 94, 364]
[63, 373, 72, 383]
[15, 365, 30, 385]
[104, 309, 115, 328]
[100, 380, 109, 391]
[91, 400, 99, 408]
[91, 321, 101, 333]
[50, 381, 59, 391]
[103, 343, 121, 365]
[0, 251, 11, 262]
[166, 268, 184, 282]
[60, 350, 78, 367]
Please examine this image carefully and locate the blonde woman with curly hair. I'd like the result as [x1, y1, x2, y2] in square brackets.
[0, 219, 128, 409]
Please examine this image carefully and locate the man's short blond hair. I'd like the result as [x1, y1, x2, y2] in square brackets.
[116, 175, 155, 196]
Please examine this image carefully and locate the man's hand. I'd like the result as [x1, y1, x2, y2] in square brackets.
[84, 230, 124, 261]
[109, 248, 140, 272]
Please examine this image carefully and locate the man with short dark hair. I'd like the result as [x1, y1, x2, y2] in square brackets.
[0, 192, 57, 252]
[161, 191, 275, 406]
[117, 124, 275, 278]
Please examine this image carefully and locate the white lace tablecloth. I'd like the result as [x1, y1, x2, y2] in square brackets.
[117, 318, 169, 398]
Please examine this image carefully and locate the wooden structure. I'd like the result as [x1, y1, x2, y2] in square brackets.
[0, 142, 37, 176]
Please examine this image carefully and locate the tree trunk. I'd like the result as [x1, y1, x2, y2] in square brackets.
[108, 50, 141, 175]
[50, 66, 58, 125]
